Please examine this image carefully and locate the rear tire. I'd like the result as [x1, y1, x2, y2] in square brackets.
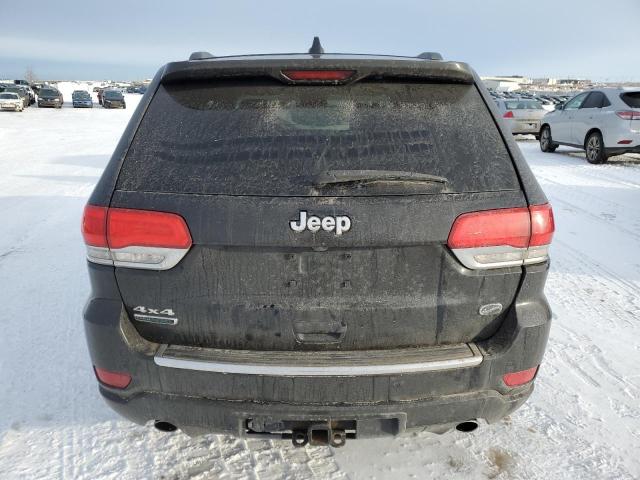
[539, 126, 557, 153]
[585, 131, 608, 164]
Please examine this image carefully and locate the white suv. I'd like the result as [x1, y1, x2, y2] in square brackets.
[539, 88, 640, 164]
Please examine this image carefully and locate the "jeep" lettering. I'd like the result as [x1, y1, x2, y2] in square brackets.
[290, 211, 351, 236]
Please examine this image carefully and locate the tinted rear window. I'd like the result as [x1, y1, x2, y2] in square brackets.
[621, 92, 640, 108]
[118, 79, 518, 196]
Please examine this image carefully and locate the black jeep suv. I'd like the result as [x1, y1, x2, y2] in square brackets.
[82, 40, 554, 447]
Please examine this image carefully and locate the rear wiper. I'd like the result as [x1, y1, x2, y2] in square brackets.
[312, 170, 448, 187]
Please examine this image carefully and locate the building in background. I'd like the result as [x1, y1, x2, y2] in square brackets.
[480, 76, 530, 92]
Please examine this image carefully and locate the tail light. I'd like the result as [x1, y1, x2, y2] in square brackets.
[82, 205, 192, 270]
[448, 204, 554, 269]
[94, 366, 131, 389]
[615, 110, 640, 120]
[503, 366, 539, 387]
[281, 70, 355, 82]
[503, 110, 514, 118]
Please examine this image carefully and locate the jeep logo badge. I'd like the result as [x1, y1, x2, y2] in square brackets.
[290, 211, 351, 236]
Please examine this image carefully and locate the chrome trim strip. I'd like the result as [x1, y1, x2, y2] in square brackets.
[134, 314, 178, 326]
[154, 344, 483, 377]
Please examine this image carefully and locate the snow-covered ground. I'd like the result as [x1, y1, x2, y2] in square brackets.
[0, 91, 639, 479]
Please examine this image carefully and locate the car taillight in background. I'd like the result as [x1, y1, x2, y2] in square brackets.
[447, 204, 555, 269]
[81, 205, 192, 270]
[615, 110, 640, 120]
[503, 110, 514, 118]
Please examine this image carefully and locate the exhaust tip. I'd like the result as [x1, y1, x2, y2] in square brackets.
[154, 421, 177, 433]
[455, 421, 479, 433]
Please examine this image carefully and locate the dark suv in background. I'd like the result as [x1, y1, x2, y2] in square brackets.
[82, 39, 554, 447]
[38, 88, 64, 108]
[102, 89, 126, 109]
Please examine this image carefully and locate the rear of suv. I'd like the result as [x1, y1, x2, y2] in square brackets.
[82, 40, 554, 446]
[540, 88, 640, 164]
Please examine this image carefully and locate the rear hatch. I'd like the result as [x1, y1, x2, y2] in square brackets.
[111, 62, 526, 351]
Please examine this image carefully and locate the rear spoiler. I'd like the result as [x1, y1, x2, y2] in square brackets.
[160, 57, 474, 85]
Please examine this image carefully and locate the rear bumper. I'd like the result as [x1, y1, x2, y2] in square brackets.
[101, 383, 533, 437]
[606, 145, 640, 156]
[103, 101, 125, 108]
[507, 119, 541, 135]
[84, 261, 552, 438]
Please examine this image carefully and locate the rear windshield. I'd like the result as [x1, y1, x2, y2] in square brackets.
[118, 79, 519, 196]
[621, 92, 640, 108]
[0, 93, 18, 99]
[504, 100, 543, 110]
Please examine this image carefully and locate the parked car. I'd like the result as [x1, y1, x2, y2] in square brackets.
[495, 98, 547, 137]
[0, 86, 29, 108]
[72, 90, 93, 108]
[0, 92, 24, 111]
[81, 40, 555, 446]
[102, 89, 126, 109]
[38, 88, 64, 108]
[540, 88, 640, 163]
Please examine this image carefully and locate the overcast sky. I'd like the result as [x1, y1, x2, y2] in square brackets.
[1, 0, 638, 81]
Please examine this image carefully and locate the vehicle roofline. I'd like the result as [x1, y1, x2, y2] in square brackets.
[159, 56, 474, 85]
[183, 52, 453, 62]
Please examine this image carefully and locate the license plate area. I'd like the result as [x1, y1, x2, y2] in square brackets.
[246, 414, 407, 446]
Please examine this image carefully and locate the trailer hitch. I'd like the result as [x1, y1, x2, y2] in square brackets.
[291, 423, 347, 448]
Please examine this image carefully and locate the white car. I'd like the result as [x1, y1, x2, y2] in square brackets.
[0, 92, 24, 111]
[495, 98, 547, 137]
[539, 88, 640, 164]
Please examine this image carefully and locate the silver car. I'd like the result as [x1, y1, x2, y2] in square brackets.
[495, 98, 547, 137]
[539, 88, 640, 164]
[0, 92, 24, 111]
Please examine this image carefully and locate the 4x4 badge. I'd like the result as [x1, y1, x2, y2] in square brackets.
[290, 211, 351, 236]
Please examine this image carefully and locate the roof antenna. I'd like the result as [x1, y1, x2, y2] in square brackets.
[308, 36, 325, 55]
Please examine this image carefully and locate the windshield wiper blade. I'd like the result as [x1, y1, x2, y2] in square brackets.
[313, 170, 448, 187]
